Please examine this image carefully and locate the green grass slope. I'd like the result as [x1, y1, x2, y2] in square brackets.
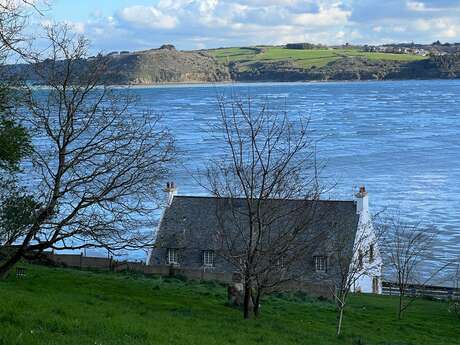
[207, 46, 426, 69]
[1, 264, 458, 345]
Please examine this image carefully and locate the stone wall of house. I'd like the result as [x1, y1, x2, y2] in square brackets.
[149, 247, 237, 273]
[149, 246, 344, 288]
[41, 253, 235, 284]
[37, 253, 334, 298]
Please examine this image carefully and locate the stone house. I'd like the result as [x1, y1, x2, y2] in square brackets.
[148, 184, 382, 294]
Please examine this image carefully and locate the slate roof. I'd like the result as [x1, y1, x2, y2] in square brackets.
[154, 195, 360, 252]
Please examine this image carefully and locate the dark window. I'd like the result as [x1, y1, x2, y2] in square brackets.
[314, 256, 327, 272]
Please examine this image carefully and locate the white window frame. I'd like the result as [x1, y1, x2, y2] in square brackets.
[314, 256, 327, 273]
[276, 256, 286, 269]
[202, 250, 215, 267]
[167, 248, 179, 265]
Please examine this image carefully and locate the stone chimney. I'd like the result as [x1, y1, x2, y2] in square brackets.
[164, 181, 177, 206]
[355, 186, 369, 215]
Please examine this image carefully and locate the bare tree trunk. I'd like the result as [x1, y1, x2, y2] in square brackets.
[243, 283, 252, 319]
[253, 289, 261, 318]
[336, 305, 344, 336]
[398, 291, 404, 320]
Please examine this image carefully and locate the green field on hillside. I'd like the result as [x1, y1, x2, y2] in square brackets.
[1, 264, 458, 345]
[207, 46, 427, 69]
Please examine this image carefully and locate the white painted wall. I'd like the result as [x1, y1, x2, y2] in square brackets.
[146, 184, 177, 265]
[349, 188, 383, 294]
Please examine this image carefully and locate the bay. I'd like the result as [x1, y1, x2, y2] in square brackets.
[131, 80, 460, 272]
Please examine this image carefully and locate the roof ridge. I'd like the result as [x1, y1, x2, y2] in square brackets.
[173, 195, 355, 203]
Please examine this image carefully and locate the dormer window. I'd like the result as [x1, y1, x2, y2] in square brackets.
[167, 248, 179, 265]
[314, 256, 327, 272]
[202, 250, 215, 267]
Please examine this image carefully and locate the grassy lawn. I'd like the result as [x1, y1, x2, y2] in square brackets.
[207, 46, 427, 69]
[1, 264, 458, 345]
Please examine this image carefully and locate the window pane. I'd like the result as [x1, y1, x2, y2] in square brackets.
[168, 249, 178, 264]
[203, 250, 214, 266]
[315, 256, 326, 272]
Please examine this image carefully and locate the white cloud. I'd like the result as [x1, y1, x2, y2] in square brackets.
[393, 26, 407, 33]
[118, 5, 178, 29]
[292, 4, 350, 27]
[68, 21, 85, 34]
[44, 0, 460, 52]
[414, 19, 431, 31]
[407, 1, 427, 12]
[99, 0, 354, 49]
[411, 17, 460, 40]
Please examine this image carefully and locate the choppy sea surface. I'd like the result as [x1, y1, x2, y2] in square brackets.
[56, 79, 457, 281]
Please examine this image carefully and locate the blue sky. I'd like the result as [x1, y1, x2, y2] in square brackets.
[34, 0, 460, 52]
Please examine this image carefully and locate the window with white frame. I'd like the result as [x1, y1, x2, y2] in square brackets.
[167, 248, 179, 265]
[314, 256, 327, 272]
[202, 250, 215, 267]
[276, 256, 286, 269]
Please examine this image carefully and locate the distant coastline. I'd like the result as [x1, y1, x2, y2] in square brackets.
[107, 78, 460, 88]
[8, 43, 460, 86]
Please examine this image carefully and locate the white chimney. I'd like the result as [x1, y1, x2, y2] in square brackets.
[164, 181, 177, 206]
[355, 185, 369, 215]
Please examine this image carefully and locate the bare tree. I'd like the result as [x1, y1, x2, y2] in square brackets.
[0, 0, 36, 251]
[0, 0, 26, 57]
[204, 95, 323, 319]
[0, 0, 38, 170]
[328, 196, 383, 336]
[0, 24, 175, 278]
[0, 0, 47, 59]
[380, 215, 443, 320]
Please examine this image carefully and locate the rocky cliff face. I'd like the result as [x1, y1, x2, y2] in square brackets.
[103, 46, 231, 84]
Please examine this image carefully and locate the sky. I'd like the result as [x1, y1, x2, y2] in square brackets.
[33, 0, 460, 52]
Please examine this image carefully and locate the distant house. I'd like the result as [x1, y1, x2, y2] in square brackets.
[148, 184, 382, 294]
